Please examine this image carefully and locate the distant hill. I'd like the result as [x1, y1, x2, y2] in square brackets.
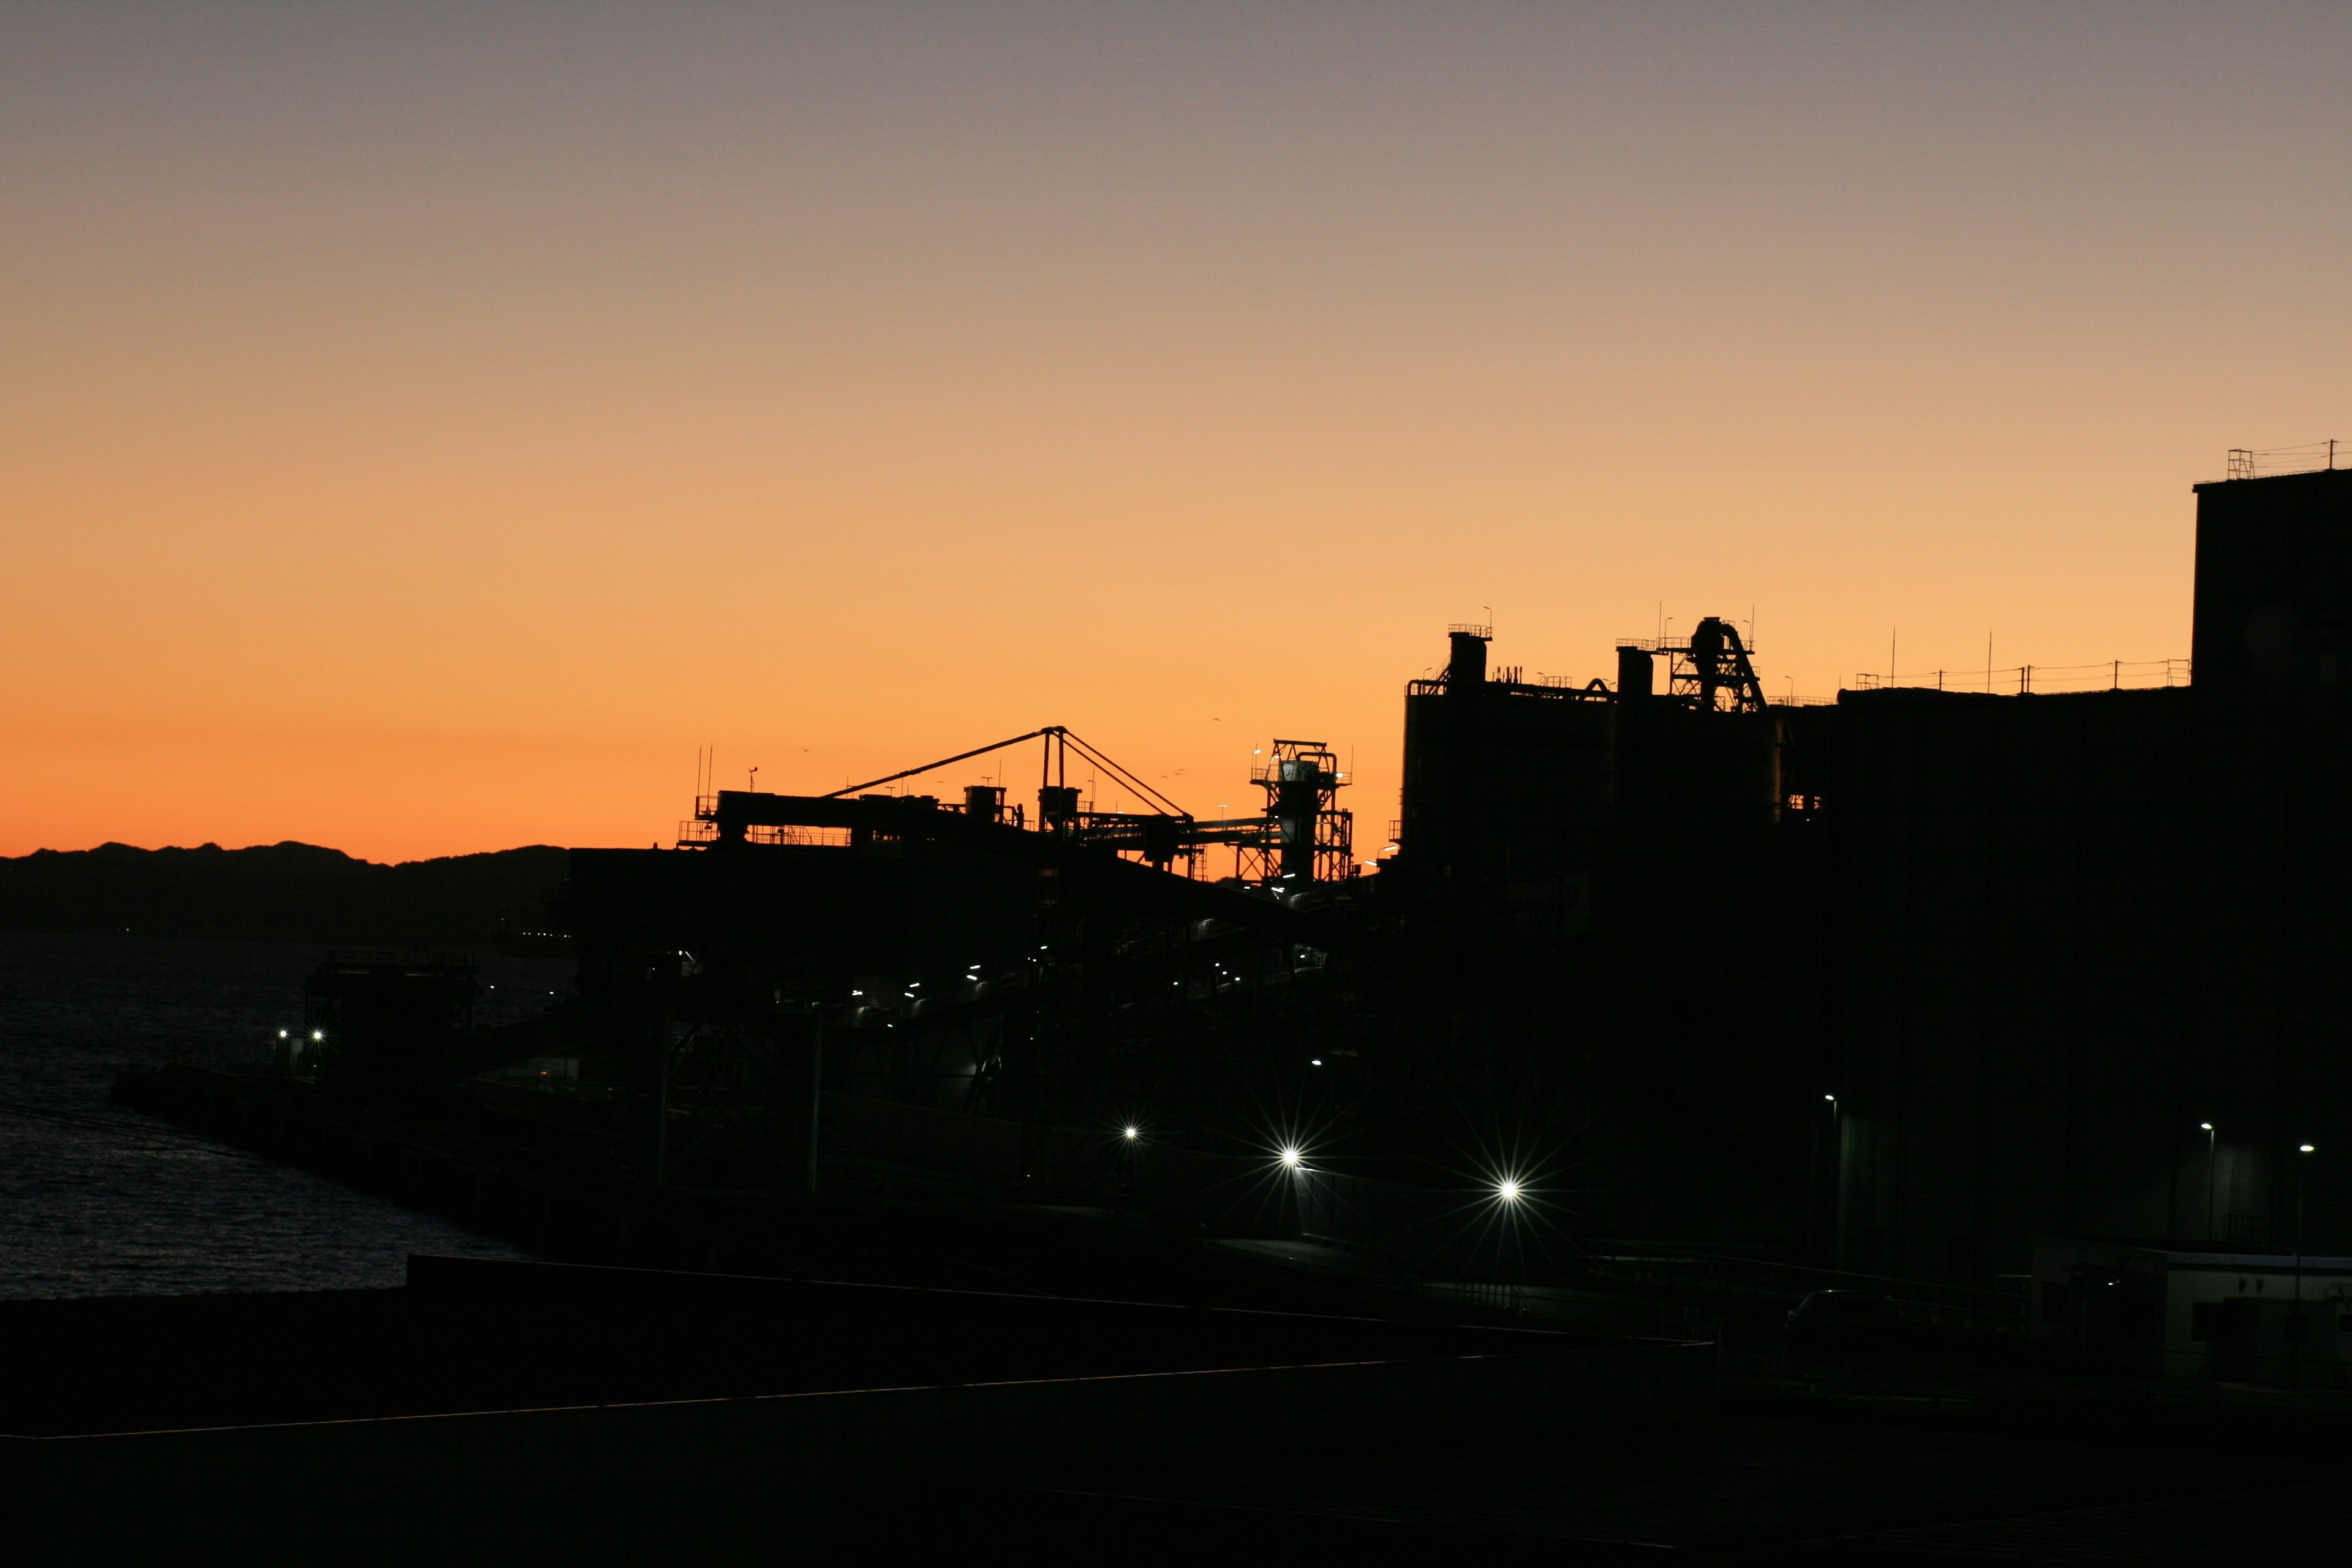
[0, 842, 571, 949]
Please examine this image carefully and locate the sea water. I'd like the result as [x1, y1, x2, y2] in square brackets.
[0, 932, 561, 1298]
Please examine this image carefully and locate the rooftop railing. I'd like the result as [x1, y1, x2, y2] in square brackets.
[1852, 658, 2188, 695]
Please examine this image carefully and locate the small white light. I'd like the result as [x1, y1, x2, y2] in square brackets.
[1310, 1058, 1322, 1066]
[277, 1029, 288, 1039]
[2301, 1144, 2317, 1154]
[1123, 1126, 1139, 1140]
[1498, 1179, 1522, 1202]
[311, 1030, 324, 1041]
[2200, 1122, 2213, 1131]
[1279, 1147, 1302, 1169]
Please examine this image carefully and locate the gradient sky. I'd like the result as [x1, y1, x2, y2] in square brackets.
[6, 3, 2348, 861]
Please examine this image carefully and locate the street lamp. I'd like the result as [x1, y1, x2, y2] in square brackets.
[1820, 1095, 1843, 1264]
[2201, 1124, 2217, 1241]
[2294, 1144, 2318, 1308]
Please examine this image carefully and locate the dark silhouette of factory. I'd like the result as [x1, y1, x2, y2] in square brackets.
[119, 462, 2348, 1369]
[75, 461, 2352, 1555]
[518, 465, 2345, 1289]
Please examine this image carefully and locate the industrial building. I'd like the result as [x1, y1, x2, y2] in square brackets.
[1830, 467, 2351, 1292]
[281, 464, 2348, 1327]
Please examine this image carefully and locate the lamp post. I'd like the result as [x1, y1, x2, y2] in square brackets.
[1278, 1145, 1307, 1238]
[2201, 1124, 2217, 1242]
[1822, 1095, 1841, 1265]
[2286, 1143, 2318, 1384]
[2294, 1144, 2316, 1303]
[805, 1006, 824, 1194]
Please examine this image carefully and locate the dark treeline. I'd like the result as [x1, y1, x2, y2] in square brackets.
[0, 843, 569, 949]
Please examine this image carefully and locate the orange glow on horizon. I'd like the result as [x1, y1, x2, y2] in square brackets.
[4, 7, 2339, 863]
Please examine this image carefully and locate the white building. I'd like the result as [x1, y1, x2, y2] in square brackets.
[2033, 1236, 2351, 1384]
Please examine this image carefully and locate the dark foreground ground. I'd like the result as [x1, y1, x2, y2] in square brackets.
[7, 1255, 2348, 1564]
[996, 1406, 2351, 1562]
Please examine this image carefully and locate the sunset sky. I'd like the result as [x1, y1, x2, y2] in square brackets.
[6, 3, 2347, 862]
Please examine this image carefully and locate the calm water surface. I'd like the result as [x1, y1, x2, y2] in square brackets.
[0, 932, 568, 1299]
